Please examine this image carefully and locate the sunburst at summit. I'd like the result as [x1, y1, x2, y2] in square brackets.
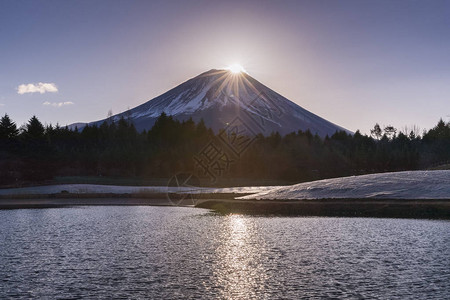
[226, 64, 247, 74]
[77, 68, 349, 137]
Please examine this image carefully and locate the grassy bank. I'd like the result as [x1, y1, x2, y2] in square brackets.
[196, 199, 450, 219]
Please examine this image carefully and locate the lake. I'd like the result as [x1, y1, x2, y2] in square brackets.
[0, 206, 449, 299]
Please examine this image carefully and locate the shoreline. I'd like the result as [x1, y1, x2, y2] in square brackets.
[196, 199, 450, 219]
[0, 192, 449, 219]
[0, 192, 249, 209]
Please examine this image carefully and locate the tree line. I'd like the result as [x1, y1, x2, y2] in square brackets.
[0, 113, 449, 186]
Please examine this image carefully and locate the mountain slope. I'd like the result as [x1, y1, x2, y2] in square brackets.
[80, 69, 350, 136]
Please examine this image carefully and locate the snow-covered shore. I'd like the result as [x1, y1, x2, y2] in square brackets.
[0, 184, 276, 197]
[239, 170, 450, 200]
[1, 171, 449, 201]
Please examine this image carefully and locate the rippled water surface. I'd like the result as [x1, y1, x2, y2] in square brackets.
[0, 207, 449, 299]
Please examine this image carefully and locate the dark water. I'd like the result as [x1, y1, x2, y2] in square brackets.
[0, 207, 449, 299]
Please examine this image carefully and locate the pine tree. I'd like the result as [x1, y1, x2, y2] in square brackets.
[0, 114, 19, 139]
[24, 115, 45, 139]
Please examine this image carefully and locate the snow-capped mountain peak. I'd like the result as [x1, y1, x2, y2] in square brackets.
[78, 69, 350, 136]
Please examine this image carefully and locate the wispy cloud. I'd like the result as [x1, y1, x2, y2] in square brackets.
[0, 103, 4, 107]
[17, 82, 58, 94]
[43, 101, 74, 107]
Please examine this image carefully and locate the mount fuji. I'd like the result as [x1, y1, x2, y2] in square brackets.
[76, 69, 350, 137]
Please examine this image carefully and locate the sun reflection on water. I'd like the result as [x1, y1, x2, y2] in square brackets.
[213, 214, 268, 299]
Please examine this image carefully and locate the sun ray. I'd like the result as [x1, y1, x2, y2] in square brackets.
[198, 67, 253, 106]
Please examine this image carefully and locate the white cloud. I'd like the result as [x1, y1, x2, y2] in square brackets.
[43, 101, 74, 107]
[17, 82, 58, 94]
[0, 103, 4, 106]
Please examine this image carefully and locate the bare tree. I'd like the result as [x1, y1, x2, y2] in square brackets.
[125, 107, 132, 123]
[383, 125, 397, 140]
[107, 109, 114, 124]
[400, 125, 421, 139]
[370, 123, 383, 140]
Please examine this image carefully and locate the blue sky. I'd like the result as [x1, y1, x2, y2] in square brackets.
[1, 0, 449, 134]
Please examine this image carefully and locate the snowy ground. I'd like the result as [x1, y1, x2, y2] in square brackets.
[1, 171, 449, 200]
[0, 184, 276, 196]
[239, 170, 450, 200]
